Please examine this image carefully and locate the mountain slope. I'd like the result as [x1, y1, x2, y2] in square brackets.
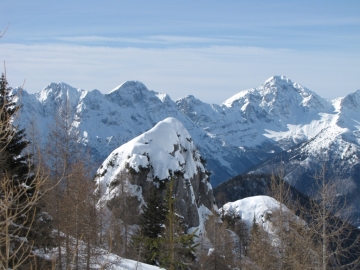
[15, 81, 255, 185]
[13, 76, 360, 189]
[177, 75, 334, 150]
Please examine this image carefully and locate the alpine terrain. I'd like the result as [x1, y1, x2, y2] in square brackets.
[14, 75, 360, 189]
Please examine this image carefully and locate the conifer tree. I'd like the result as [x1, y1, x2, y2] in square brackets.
[0, 73, 50, 268]
[140, 188, 167, 239]
[135, 187, 167, 265]
[0, 73, 30, 187]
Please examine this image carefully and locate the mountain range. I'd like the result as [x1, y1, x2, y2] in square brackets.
[13, 75, 360, 190]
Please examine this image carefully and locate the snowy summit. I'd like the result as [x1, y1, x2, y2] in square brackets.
[94, 117, 214, 230]
[95, 117, 206, 197]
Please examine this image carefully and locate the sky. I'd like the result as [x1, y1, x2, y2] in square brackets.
[1, 0, 359, 104]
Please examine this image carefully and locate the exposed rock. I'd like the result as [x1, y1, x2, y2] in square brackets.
[94, 117, 214, 230]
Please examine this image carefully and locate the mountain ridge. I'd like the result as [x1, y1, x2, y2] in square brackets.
[13, 75, 360, 188]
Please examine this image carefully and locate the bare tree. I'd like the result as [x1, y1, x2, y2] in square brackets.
[304, 164, 360, 269]
[44, 97, 80, 268]
[263, 162, 360, 270]
[246, 214, 278, 270]
[0, 167, 51, 269]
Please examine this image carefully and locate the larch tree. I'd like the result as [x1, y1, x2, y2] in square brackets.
[198, 211, 237, 270]
[305, 164, 360, 270]
[43, 97, 80, 268]
[159, 177, 198, 270]
[63, 159, 98, 269]
[105, 173, 139, 259]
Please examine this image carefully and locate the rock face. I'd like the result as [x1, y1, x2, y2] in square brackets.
[13, 76, 360, 189]
[94, 117, 214, 229]
[14, 80, 256, 186]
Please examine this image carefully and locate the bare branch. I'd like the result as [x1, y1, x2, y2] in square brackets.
[0, 23, 9, 38]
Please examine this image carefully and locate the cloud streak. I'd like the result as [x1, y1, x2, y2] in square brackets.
[54, 35, 233, 45]
[1, 43, 359, 104]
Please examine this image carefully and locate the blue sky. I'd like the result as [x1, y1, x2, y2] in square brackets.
[1, 1, 359, 103]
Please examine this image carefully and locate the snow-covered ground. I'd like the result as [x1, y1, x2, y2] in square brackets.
[34, 240, 164, 270]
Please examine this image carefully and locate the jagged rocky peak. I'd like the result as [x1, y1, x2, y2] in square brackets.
[37, 82, 84, 100]
[176, 95, 223, 125]
[105, 80, 171, 107]
[110, 80, 148, 94]
[265, 74, 289, 83]
[106, 80, 150, 102]
[177, 95, 202, 107]
[222, 75, 331, 123]
[263, 75, 331, 110]
[338, 89, 360, 113]
[35, 82, 88, 114]
[36, 82, 85, 108]
[94, 117, 214, 229]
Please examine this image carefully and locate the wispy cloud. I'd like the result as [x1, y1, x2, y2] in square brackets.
[1, 43, 359, 104]
[53, 35, 232, 45]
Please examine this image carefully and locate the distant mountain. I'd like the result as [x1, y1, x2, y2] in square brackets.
[13, 76, 360, 190]
[177, 75, 333, 150]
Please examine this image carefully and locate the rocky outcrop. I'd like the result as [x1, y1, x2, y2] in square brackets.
[94, 117, 214, 229]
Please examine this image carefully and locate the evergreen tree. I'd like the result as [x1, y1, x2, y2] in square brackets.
[0, 73, 30, 186]
[135, 187, 167, 265]
[140, 188, 167, 239]
[0, 73, 50, 268]
[136, 178, 198, 269]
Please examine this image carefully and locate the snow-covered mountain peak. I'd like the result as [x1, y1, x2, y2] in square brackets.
[109, 80, 148, 94]
[264, 75, 292, 86]
[222, 75, 295, 108]
[36, 82, 85, 106]
[223, 76, 330, 115]
[176, 95, 206, 111]
[95, 117, 206, 198]
[338, 89, 360, 113]
[13, 76, 360, 191]
[105, 80, 170, 108]
[261, 76, 329, 109]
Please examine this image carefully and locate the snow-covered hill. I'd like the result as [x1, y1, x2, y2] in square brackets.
[220, 195, 305, 251]
[13, 76, 360, 188]
[95, 117, 214, 230]
[222, 196, 283, 227]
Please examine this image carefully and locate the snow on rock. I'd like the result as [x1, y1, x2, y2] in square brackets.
[95, 117, 204, 195]
[221, 196, 282, 228]
[94, 117, 214, 229]
[221, 195, 304, 243]
[15, 80, 251, 186]
[12, 76, 360, 189]
[219, 75, 333, 148]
